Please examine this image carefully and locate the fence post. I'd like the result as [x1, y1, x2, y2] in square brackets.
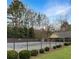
[13, 38, 15, 50]
[41, 40, 42, 49]
[62, 38, 65, 46]
[55, 39, 56, 46]
[46, 39, 47, 47]
[27, 39, 28, 50]
[49, 39, 51, 49]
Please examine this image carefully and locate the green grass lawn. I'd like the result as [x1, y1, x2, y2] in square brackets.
[31, 46, 71, 59]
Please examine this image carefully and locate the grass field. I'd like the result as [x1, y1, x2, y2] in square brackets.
[31, 46, 71, 59]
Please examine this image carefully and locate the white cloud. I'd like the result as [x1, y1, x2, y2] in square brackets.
[55, 6, 70, 15]
[43, 5, 71, 17]
[41, 1, 71, 29]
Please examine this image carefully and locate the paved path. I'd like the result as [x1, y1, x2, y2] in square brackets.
[7, 42, 63, 52]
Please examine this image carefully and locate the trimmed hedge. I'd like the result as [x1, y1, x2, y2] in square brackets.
[53, 46, 56, 49]
[56, 45, 62, 48]
[44, 47, 50, 51]
[19, 50, 31, 59]
[69, 43, 71, 45]
[39, 49, 44, 54]
[7, 50, 18, 59]
[31, 50, 38, 56]
[64, 42, 71, 46]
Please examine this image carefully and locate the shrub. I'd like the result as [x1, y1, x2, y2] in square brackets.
[39, 49, 44, 54]
[64, 43, 70, 46]
[53, 46, 56, 49]
[7, 50, 18, 59]
[56, 45, 62, 48]
[69, 42, 71, 45]
[19, 50, 31, 59]
[31, 50, 38, 56]
[45, 47, 50, 51]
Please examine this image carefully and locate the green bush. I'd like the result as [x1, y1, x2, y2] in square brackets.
[31, 50, 38, 56]
[69, 42, 71, 45]
[64, 43, 68, 46]
[39, 49, 44, 54]
[45, 47, 50, 51]
[19, 50, 31, 59]
[56, 45, 62, 48]
[53, 46, 56, 49]
[64, 43, 71, 46]
[7, 50, 18, 59]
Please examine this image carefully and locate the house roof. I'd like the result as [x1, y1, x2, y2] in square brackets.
[49, 31, 71, 39]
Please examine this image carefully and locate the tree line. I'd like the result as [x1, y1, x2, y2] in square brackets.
[7, 0, 71, 39]
[7, 27, 35, 38]
[7, 0, 54, 39]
